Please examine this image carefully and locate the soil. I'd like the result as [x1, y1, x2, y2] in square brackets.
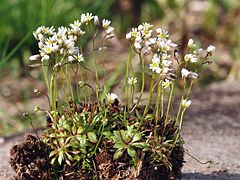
[1, 80, 240, 180]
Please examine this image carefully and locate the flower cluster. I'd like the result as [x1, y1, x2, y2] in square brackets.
[126, 25, 215, 90]
[126, 23, 177, 90]
[181, 39, 215, 79]
[30, 13, 114, 68]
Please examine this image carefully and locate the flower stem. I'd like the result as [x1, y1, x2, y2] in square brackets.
[160, 85, 164, 118]
[154, 79, 162, 138]
[174, 108, 186, 144]
[164, 82, 175, 127]
[136, 52, 145, 104]
[143, 74, 155, 116]
[124, 49, 132, 122]
[138, 74, 155, 129]
[176, 78, 186, 125]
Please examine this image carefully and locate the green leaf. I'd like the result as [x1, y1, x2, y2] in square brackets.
[51, 156, 57, 165]
[87, 132, 97, 143]
[58, 151, 64, 165]
[113, 149, 124, 160]
[66, 159, 71, 166]
[132, 133, 142, 142]
[113, 142, 125, 149]
[127, 147, 136, 158]
[102, 131, 112, 138]
[66, 152, 73, 161]
[112, 131, 121, 142]
[49, 150, 58, 157]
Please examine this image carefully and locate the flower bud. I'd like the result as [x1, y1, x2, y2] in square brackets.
[187, 39, 194, 48]
[29, 54, 40, 61]
[181, 99, 192, 109]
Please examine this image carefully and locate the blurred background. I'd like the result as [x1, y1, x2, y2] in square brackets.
[0, 0, 239, 136]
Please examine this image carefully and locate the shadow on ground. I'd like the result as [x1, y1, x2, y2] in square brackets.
[182, 173, 240, 180]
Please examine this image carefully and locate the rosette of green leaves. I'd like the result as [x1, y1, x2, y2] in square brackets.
[111, 125, 149, 164]
[45, 109, 106, 169]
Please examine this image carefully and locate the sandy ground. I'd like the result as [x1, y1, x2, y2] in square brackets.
[0, 80, 240, 180]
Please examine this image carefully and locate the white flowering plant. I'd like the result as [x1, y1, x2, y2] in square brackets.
[25, 13, 215, 179]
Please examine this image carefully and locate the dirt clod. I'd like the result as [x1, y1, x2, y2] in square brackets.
[9, 135, 51, 180]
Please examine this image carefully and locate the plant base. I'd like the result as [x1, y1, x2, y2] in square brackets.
[10, 135, 184, 180]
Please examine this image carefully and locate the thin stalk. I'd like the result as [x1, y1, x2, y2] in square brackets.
[137, 52, 145, 104]
[60, 69, 69, 108]
[50, 73, 57, 111]
[42, 63, 50, 93]
[143, 74, 155, 116]
[175, 78, 186, 124]
[174, 108, 186, 144]
[131, 86, 135, 105]
[186, 80, 194, 99]
[124, 50, 132, 122]
[100, 40, 107, 98]
[64, 66, 74, 100]
[160, 85, 164, 118]
[53, 71, 60, 112]
[154, 79, 162, 138]
[89, 25, 99, 99]
[179, 109, 186, 131]
[164, 82, 175, 127]
[138, 74, 155, 129]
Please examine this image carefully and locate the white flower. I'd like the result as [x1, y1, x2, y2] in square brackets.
[70, 20, 81, 29]
[68, 47, 79, 55]
[149, 55, 161, 74]
[41, 55, 50, 61]
[68, 53, 84, 62]
[126, 32, 132, 39]
[190, 72, 199, 79]
[37, 33, 45, 42]
[206, 45, 215, 54]
[138, 24, 144, 31]
[140, 23, 153, 39]
[156, 28, 169, 39]
[152, 54, 160, 63]
[181, 99, 192, 109]
[134, 41, 142, 49]
[162, 59, 172, 67]
[162, 79, 171, 89]
[142, 22, 153, 30]
[187, 39, 195, 48]
[181, 68, 191, 78]
[57, 26, 68, 38]
[76, 54, 84, 62]
[184, 54, 197, 63]
[54, 62, 62, 68]
[102, 19, 111, 29]
[106, 26, 114, 35]
[81, 13, 93, 24]
[131, 28, 140, 38]
[38, 42, 44, 49]
[166, 39, 177, 48]
[29, 54, 40, 61]
[68, 56, 75, 62]
[93, 16, 99, 25]
[162, 67, 171, 74]
[106, 93, 118, 104]
[128, 77, 137, 85]
[42, 44, 56, 54]
[197, 48, 203, 54]
[145, 38, 156, 47]
[157, 40, 171, 52]
[64, 38, 75, 49]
